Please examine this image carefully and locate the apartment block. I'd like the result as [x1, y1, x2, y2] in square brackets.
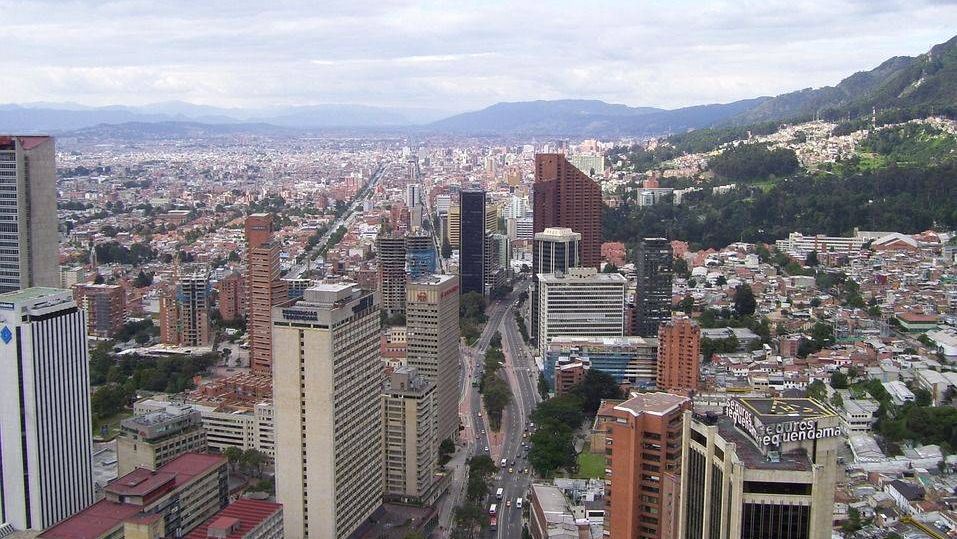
[73, 283, 127, 338]
[246, 214, 287, 373]
[602, 392, 690, 539]
[656, 314, 701, 394]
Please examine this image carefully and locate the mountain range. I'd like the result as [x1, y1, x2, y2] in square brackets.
[2, 34, 956, 138]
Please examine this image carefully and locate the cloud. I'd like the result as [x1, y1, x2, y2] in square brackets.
[0, 0, 955, 111]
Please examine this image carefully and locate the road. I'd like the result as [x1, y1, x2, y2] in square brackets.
[437, 279, 539, 537]
[285, 163, 387, 278]
[492, 287, 541, 539]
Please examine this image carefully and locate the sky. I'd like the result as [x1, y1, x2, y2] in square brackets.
[2, 0, 957, 116]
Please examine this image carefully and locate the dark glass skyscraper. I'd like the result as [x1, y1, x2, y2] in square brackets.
[633, 237, 674, 337]
[459, 190, 486, 296]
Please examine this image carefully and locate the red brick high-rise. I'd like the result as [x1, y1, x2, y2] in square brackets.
[532, 154, 602, 269]
[216, 271, 244, 322]
[602, 392, 691, 539]
[245, 214, 287, 373]
[655, 314, 701, 393]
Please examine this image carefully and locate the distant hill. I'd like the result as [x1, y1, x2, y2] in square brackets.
[426, 98, 769, 137]
[730, 35, 957, 124]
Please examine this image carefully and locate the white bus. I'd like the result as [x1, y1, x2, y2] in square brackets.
[501, 458, 507, 468]
[496, 487, 504, 500]
[489, 503, 497, 515]
[516, 497, 523, 509]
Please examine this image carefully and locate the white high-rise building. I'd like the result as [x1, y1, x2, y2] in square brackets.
[406, 274, 461, 442]
[381, 366, 439, 505]
[537, 267, 627, 358]
[0, 287, 93, 530]
[0, 136, 59, 294]
[273, 283, 382, 539]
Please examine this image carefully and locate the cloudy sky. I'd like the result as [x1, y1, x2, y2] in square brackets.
[2, 0, 957, 115]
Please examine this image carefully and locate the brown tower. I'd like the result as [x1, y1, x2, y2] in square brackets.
[532, 153, 602, 269]
[246, 214, 287, 373]
[656, 314, 701, 393]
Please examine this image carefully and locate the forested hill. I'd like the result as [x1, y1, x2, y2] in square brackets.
[603, 123, 957, 253]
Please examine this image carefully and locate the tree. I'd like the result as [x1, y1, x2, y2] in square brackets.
[490, 332, 502, 349]
[673, 257, 690, 278]
[805, 380, 827, 401]
[715, 275, 728, 286]
[223, 446, 243, 473]
[914, 387, 933, 407]
[569, 369, 623, 417]
[677, 295, 694, 315]
[811, 322, 835, 349]
[830, 371, 849, 390]
[830, 392, 844, 409]
[733, 284, 756, 317]
[439, 438, 455, 466]
[240, 449, 267, 477]
[842, 507, 863, 536]
[805, 250, 819, 267]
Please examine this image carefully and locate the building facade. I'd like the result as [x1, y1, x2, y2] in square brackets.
[217, 271, 245, 322]
[603, 393, 690, 539]
[545, 335, 658, 390]
[246, 214, 287, 373]
[406, 233, 437, 280]
[532, 227, 581, 340]
[117, 404, 208, 476]
[678, 398, 842, 539]
[382, 366, 440, 505]
[532, 154, 602, 269]
[177, 264, 212, 346]
[656, 315, 701, 394]
[537, 267, 626, 358]
[273, 283, 382, 539]
[73, 283, 127, 338]
[0, 288, 94, 530]
[40, 453, 228, 539]
[377, 234, 407, 315]
[634, 238, 674, 337]
[406, 274, 461, 442]
[0, 136, 59, 294]
[459, 190, 486, 296]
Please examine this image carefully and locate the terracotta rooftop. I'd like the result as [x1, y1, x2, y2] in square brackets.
[183, 499, 282, 539]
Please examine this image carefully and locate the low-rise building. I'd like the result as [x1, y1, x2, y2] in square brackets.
[183, 499, 283, 539]
[117, 404, 208, 476]
[40, 453, 228, 539]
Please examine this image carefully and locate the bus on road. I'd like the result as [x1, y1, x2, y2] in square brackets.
[496, 487, 504, 500]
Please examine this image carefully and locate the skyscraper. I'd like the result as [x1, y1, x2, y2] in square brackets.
[0, 288, 93, 530]
[459, 190, 486, 296]
[405, 233, 437, 280]
[246, 214, 287, 373]
[656, 314, 701, 393]
[531, 227, 581, 340]
[381, 366, 439, 505]
[537, 267, 626, 358]
[0, 136, 59, 293]
[634, 238, 674, 337]
[273, 283, 382, 539]
[603, 392, 690, 539]
[678, 398, 843, 539]
[447, 204, 461, 249]
[177, 264, 212, 347]
[532, 153, 602, 269]
[406, 274, 461, 442]
[376, 234, 407, 315]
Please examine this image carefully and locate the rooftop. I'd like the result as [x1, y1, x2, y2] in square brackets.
[183, 499, 282, 539]
[613, 392, 689, 417]
[0, 287, 69, 304]
[734, 397, 836, 426]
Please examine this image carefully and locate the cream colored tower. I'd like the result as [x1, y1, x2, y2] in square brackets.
[406, 274, 461, 442]
[273, 283, 382, 539]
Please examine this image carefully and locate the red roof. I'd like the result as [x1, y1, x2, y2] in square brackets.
[40, 453, 225, 539]
[39, 500, 141, 539]
[183, 499, 282, 539]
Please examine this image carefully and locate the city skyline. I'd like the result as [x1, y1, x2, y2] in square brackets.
[1, 1, 956, 116]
